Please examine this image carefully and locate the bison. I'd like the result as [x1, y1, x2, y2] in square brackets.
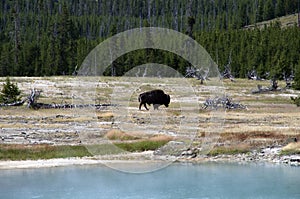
[138, 89, 170, 110]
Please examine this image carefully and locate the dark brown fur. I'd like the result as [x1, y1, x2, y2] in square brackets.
[138, 89, 170, 110]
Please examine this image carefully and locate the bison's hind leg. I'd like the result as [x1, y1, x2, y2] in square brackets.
[153, 104, 160, 110]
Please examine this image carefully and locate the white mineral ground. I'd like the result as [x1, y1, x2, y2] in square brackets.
[0, 77, 300, 169]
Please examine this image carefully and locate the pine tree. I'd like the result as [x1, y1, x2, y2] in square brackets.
[56, 3, 78, 75]
[275, 0, 285, 17]
[293, 62, 300, 90]
[0, 77, 21, 104]
[263, 0, 275, 20]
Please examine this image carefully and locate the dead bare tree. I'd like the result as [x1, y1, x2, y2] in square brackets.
[283, 71, 294, 88]
[27, 89, 42, 108]
[221, 51, 235, 82]
[270, 78, 278, 91]
[247, 70, 270, 81]
[252, 78, 281, 94]
[185, 66, 209, 84]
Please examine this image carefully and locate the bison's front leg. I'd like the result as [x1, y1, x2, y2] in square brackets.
[139, 102, 149, 110]
[144, 103, 149, 110]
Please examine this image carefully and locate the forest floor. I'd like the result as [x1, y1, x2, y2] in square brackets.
[0, 76, 300, 164]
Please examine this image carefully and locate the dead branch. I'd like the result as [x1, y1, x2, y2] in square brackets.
[202, 96, 247, 110]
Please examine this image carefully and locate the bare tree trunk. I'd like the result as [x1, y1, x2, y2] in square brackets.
[27, 89, 42, 109]
[13, 1, 21, 69]
[225, 0, 228, 30]
[37, 1, 42, 43]
[143, 67, 148, 77]
[180, 4, 183, 32]
[58, 2, 62, 15]
[147, 0, 151, 25]
[152, 0, 156, 26]
[161, 5, 165, 28]
[198, 1, 204, 30]
[97, 0, 102, 16]
[212, 0, 216, 29]
[139, 13, 142, 31]
[173, 0, 178, 31]
[253, 0, 258, 24]
[186, 0, 195, 38]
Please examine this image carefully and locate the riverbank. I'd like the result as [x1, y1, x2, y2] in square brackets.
[178, 149, 300, 167]
[0, 148, 299, 170]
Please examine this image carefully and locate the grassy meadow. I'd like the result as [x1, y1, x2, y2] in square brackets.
[0, 76, 300, 160]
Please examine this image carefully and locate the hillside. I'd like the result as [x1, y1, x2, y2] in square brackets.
[245, 13, 299, 29]
[0, 0, 299, 77]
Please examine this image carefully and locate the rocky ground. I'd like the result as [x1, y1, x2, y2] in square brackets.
[177, 146, 300, 167]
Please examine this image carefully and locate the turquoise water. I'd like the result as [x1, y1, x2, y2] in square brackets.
[0, 163, 300, 199]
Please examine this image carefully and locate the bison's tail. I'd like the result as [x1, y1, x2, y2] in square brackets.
[138, 95, 141, 102]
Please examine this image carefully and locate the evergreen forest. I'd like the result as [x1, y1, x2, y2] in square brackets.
[0, 0, 299, 79]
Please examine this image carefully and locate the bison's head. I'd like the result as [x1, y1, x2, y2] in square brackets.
[164, 94, 170, 107]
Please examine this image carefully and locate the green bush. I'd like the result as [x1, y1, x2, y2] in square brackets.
[208, 147, 250, 156]
[0, 77, 21, 104]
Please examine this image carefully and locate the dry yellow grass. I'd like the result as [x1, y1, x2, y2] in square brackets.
[148, 134, 174, 142]
[105, 129, 174, 143]
[282, 142, 300, 152]
[105, 129, 139, 141]
[97, 112, 114, 120]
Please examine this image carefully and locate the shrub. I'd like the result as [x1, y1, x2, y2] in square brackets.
[291, 96, 300, 107]
[0, 77, 21, 104]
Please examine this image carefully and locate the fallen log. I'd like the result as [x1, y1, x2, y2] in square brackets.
[30, 102, 117, 109]
[0, 100, 25, 107]
[25, 89, 117, 109]
[202, 96, 247, 110]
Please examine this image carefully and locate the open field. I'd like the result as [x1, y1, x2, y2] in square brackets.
[244, 13, 299, 29]
[0, 76, 300, 160]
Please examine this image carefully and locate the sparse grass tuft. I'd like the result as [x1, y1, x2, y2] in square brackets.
[105, 129, 139, 141]
[208, 146, 250, 156]
[105, 131, 173, 152]
[149, 134, 173, 142]
[97, 112, 114, 120]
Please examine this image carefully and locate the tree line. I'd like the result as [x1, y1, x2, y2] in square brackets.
[0, 0, 299, 79]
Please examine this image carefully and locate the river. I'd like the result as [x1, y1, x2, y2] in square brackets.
[1, 162, 299, 199]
